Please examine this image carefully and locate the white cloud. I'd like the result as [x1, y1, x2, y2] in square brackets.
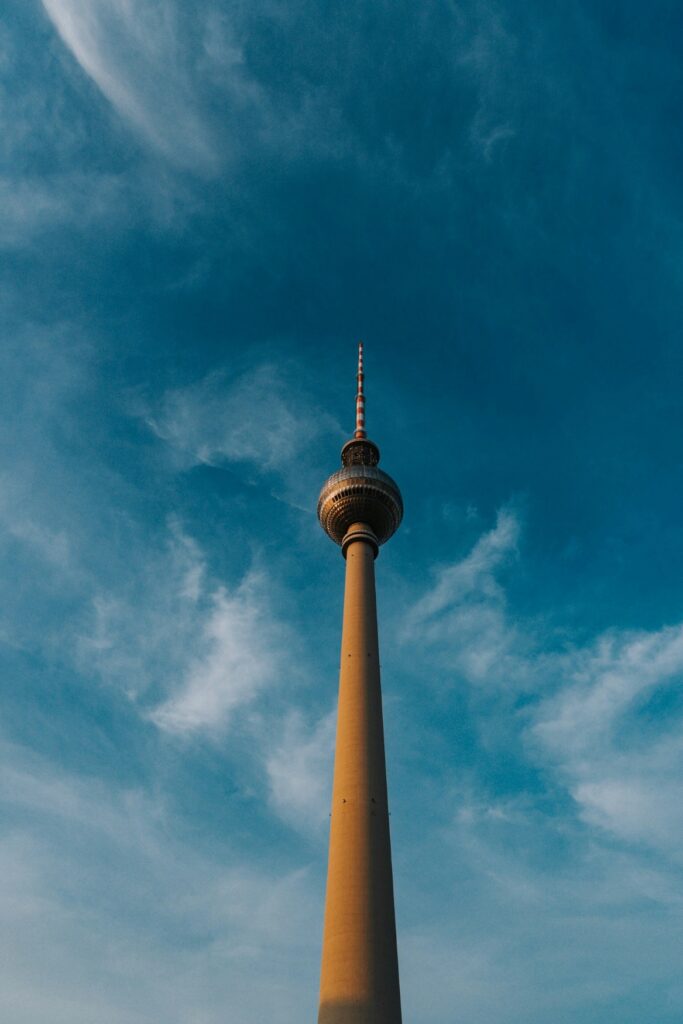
[147, 362, 341, 509]
[0, 168, 197, 247]
[393, 762, 683, 1024]
[0, 474, 71, 571]
[398, 828, 683, 1024]
[150, 569, 286, 735]
[76, 520, 208, 701]
[266, 709, 336, 833]
[0, 744, 321, 1023]
[405, 508, 525, 685]
[410, 511, 683, 864]
[0, 174, 132, 248]
[533, 626, 683, 755]
[412, 508, 519, 619]
[0, 328, 94, 604]
[41, 0, 231, 171]
[75, 519, 290, 735]
[149, 365, 307, 471]
[458, 3, 519, 163]
[531, 624, 683, 858]
[37, 0, 362, 179]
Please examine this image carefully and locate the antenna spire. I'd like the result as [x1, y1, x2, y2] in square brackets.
[355, 341, 366, 438]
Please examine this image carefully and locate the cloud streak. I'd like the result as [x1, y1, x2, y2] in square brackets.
[266, 709, 336, 834]
[75, 519, 291, 735]
[409, 511, 683, 868]
[532, 624, 683, 859]
[150, 568, 287, 735]
[41, 0, 225, 170]
[0, 742, 321, 1023]
[405, 508, 525, 685]
[147, 362, 341, 509]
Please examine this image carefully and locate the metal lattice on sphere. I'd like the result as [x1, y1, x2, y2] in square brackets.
[317, 463, 403, 548]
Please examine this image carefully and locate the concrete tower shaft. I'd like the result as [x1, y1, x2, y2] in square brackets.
[317, 344, 402, 1024]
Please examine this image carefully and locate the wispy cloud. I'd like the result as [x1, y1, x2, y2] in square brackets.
[410, 510, 683, 866]
[41, 0, 232, 171]
[0, 471, 71, 570]
[399, 822, 683, 1024]
[404, 508, 525, 685]
[148, 364, 311, 471]
[460, 3, 520, 162]
[147, 362, 341, 509]
[150, 568, 287, 735]
[38, 0, 529, 186]
[76, 521, 208, 702]
[0, 174, 135, 248]
[265, 709, 336, 834]
[531, 624, 683, 859]
[76, 520, 291, 735]
[0, 742, 320, 1023]
[0, 169, 196, 247]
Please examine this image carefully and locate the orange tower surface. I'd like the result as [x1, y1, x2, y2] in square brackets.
[316, 344, 403, 1024]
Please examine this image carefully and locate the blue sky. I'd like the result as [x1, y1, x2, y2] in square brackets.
[2, 1, 683, 1021]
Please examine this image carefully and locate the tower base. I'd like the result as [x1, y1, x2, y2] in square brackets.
[319, 998, 400, 1024]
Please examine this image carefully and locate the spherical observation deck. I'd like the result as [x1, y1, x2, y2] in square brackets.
[317, 437, 403, 550]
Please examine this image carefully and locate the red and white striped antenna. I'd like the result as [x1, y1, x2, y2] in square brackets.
[355, 341, 366, 438]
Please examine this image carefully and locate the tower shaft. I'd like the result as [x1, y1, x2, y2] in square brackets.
[318, 522, 402, 1024]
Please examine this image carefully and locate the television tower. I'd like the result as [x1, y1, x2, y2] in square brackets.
[316, 343, 403, 1024]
